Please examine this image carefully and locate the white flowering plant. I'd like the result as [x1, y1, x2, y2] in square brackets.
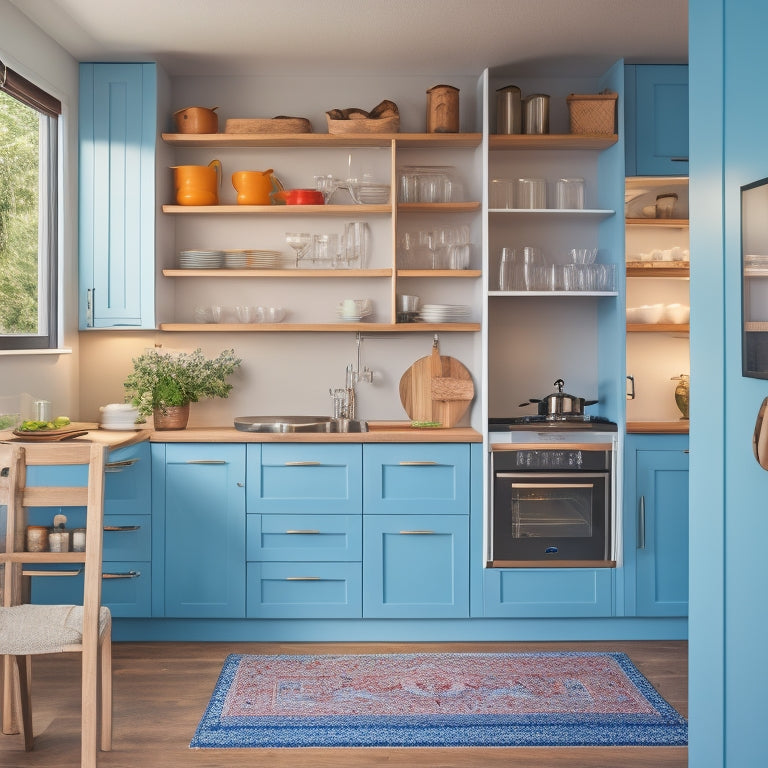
[123, 347, 242, 419]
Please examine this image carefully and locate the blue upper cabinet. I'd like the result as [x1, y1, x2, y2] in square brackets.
[79, 63, 157, 329]
[625, 65, 689, 176]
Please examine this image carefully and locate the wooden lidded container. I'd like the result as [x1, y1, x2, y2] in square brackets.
[426, 84, 459, 133]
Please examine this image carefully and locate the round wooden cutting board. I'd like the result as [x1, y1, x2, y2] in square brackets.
[398, 337, 475, 427]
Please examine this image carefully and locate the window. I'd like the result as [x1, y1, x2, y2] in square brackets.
[0, 60, 60, 350]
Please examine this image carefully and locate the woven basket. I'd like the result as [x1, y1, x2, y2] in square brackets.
[566, 91, 618, 135]
[326, 115, 400, 135]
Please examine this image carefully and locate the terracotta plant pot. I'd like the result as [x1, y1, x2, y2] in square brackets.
[153, 404, 190, 430]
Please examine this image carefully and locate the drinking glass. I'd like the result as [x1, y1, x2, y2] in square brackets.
[341, 221, 369, 267]
[555, 178, 585, 209]
[517, 178, 546, 209]
[498, 247, 515, 290]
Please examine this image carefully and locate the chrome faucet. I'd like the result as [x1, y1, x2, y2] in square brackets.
[330, 335, 374, 421]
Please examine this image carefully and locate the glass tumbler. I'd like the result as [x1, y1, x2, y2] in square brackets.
[341, 221, 369, 267]
[498, 247, 515, 290]
[555, 178, 585, 209]
[517, 178, 546, 209]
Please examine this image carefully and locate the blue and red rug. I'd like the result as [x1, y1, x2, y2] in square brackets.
[190, 651, 687, 749]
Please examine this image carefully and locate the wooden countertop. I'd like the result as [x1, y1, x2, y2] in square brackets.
[626, 421, 689, 434]
[1, 421, 481, 447]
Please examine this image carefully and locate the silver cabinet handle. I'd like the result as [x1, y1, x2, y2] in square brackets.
[285, 529, 320, 534]
[285, 576, 321, 581]
[638, 495, 646, 550]
[399, 530, 435, 535]
[105, 458, 140, 472]
[399, 461, 438, 466]
[284, 461, 322, 466]
[185, 460, 227, 465]
[104, 525, 140, 532]
[86, 288, 93, 327]
[683, 449, 690, 454]
[103, 570, 140, 579]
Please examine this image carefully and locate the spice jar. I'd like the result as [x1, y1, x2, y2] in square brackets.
[26, 525, 49, 552]
[72, 528, 87, 552]
[48, 529, 70, 552]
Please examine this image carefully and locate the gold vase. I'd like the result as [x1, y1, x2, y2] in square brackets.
[153, 404, 190, 430]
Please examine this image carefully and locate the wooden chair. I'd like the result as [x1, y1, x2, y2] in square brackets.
[0, 441, 112, 768]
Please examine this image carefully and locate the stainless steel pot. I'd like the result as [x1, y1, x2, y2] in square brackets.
[519, 379, 598, 416]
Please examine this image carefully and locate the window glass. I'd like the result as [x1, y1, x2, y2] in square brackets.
[0, 85, 58, 349]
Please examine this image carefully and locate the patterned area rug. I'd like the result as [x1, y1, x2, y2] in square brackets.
[190, 651, 687, 748]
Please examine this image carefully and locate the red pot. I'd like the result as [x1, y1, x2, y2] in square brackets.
[272, 188, 325, 205]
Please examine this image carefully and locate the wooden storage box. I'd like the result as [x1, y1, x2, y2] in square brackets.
[567, 91, 618, 135]
[225, 118, 312, 134]
[326, 115, 400, 135]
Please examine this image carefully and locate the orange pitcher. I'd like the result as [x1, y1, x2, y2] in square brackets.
[231, 169, 281, 205]
[171, 159, 221, 205]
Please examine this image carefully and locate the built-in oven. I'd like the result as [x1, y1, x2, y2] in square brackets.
[488, 419, 617, 567]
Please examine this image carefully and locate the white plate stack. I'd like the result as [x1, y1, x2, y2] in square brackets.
[418, 304, 471, 323]
[99, 404, 139, 430]
[178, 250, 224, 268]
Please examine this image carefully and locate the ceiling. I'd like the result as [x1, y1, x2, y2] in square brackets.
[9, 0, 688, 78]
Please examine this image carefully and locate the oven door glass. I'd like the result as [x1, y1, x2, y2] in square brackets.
[493, 471, 610, 561]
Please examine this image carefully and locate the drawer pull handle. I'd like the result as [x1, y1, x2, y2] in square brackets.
[399, 530, 436, 535]
[104, 525, 140, 532]
[284, 461, 322, 466]
[399, 461, 438, 466]
[185, 460, 227, 465]
[23, 568, 82, 577]
[105, 458, 139, 472]
[285, 529, 320, 535]
[103, 570, 140, 579]
[285, 576, 321, 581]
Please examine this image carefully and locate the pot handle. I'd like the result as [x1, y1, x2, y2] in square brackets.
[584, 399, 599, 406]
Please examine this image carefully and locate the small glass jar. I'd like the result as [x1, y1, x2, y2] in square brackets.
[655, 192, 679, 219]
[26, 525, 49, 552]
[48, 529, 71, 553]
[72, 528, 87, 552]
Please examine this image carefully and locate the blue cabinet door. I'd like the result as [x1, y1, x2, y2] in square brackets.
[363, 514, 469, 618]
[625, 65, 689, 176]
[79, 63, 156, 329]
[363, 444, 470, 515]
[635, 447, 689, 616]
[249, 444, 362, 515]
[161, 444, 246, 617]
[482, 568, 614, 617]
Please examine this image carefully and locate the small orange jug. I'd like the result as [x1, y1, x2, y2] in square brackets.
[171, 159, 222, 205]
[231, 169, 280, 205]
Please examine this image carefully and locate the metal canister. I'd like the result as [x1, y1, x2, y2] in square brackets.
[496, 85, 522, 134]
[523, 94, 550, 134]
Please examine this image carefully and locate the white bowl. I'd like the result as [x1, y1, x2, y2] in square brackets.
[663, 303, 690, 324]
[630, 304, 665, 324]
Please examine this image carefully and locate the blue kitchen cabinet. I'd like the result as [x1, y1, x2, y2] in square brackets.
[482, 567, 614, 618]
[245, 443, 363, 618]
[363, 514, 469, 618]
[157, 443, 246, 618]
[362, 443, 470, 515]
[362, 444, 470, 618]
[29, 441, 153, 617]
[625, 435, 689, 617]
[79, 62, 157, 329]
[625, 64, 689, 176]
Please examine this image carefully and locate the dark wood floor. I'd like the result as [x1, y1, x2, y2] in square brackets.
[0, 640, 687, 768]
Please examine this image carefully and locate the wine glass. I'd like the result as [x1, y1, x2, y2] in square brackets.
[285, 233, 312, 266]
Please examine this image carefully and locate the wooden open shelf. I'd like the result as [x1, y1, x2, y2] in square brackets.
[626, 262, 690, 278]
[625, 218, 689, 227]
[162, 268, 392, 278]
[488, 134, 618, 151]
[162, 204, 390, 215]
[158, 322, 481, 333]
[627, 323, 690, 333]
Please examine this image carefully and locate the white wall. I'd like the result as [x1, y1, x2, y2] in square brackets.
[0, 0, 80, 419]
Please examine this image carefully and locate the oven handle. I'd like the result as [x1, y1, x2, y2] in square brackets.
[638, 495, 646, 549]
[507, 482, 598, 490]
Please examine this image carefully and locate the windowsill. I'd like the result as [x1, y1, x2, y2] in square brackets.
[0, 348, 73, 356]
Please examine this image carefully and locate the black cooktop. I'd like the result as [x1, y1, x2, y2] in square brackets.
[489, 415, 618, 431]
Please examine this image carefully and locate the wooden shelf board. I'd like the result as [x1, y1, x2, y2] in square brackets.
[626, 421, 689, 434]
[488, 133, 618, 150]
[627, 323, 690, 333]
[162, 204, 390, 215]
[625, 218, 689, 227]
[626, 262, 690, 278]
[162, 268, 392, 278]
[162, 132, 482, 148]
[397, 202, 481, 213]
[397, 269, 481, 278]
[159, 322, 481, 333]
[489, 291, 618, 297]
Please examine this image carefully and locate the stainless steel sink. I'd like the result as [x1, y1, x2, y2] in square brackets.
[234, 416, 368, 433]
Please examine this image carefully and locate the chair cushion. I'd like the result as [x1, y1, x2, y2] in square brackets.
[0, 604, 111, 655]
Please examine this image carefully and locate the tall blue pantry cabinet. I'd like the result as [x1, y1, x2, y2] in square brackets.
[78, 63, 158, 329]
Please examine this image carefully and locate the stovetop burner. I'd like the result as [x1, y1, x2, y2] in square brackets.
[489, 415, 618, 431]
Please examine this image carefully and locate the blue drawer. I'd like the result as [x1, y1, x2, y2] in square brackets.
[363, 444, 470, 515]
[249, 444, 362, 515]
[482, 568, 614, 618]
[247, 514, 362, 561]
[105, 442, 151, 515]
[246, 562, 362, 618]
[30, 560, 151, 618]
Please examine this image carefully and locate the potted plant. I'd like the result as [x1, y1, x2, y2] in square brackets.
[123, 347, 242, 430]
